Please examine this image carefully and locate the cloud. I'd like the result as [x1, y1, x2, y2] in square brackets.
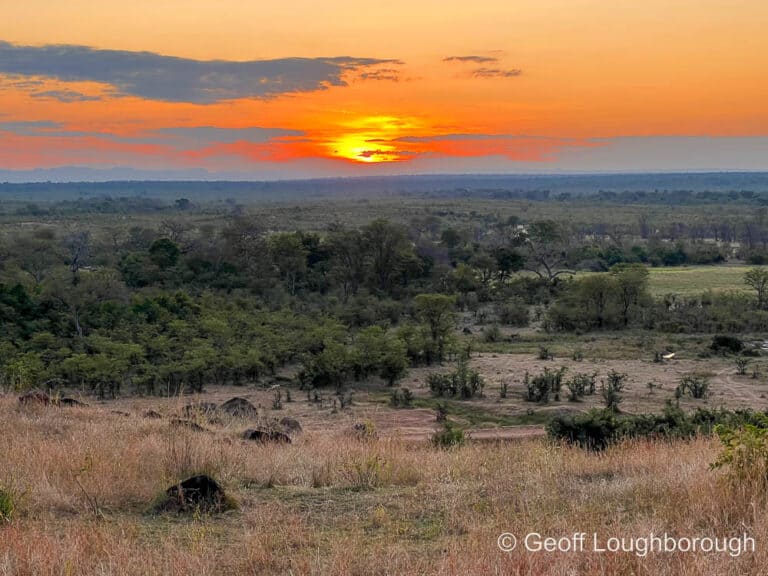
[0, 120, 304, 149]
[0, 120, 62, 135]
[443, 55, 498, 64]
[471, 67, 522, 78]
[30, 89, 102, 102]
[358, 68, 400, 81]
[0, 40, 400, 103]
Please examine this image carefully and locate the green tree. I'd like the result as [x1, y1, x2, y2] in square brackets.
[744, 267, 768, 310]
[610, 263, 650, 327]
[415, 294, 456, 363]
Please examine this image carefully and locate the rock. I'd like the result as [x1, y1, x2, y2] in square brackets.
[243, 428, 292, 444]
[18, 389, 51, 406]
[220, 397, 259, 418]
[143, 409, 163, 419]
[59, 397, 88, 407]
[181, 402, 219, 418]
[160, 474, 233, 513]
[170, 418, 208, 432]
[279, 417, 303, 434]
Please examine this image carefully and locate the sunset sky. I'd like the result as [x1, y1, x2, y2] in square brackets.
[1, 0, 767, 179]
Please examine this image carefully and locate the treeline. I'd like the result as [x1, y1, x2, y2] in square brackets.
[1, 207, 768, 396]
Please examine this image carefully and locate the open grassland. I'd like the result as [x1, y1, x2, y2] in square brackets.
[647, 265, 751, 297]
[1, 396, 767, 575]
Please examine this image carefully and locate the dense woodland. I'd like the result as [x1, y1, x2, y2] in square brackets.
[2, 187, 768, 398]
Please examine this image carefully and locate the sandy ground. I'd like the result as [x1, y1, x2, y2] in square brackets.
[33, 351, 765, 443]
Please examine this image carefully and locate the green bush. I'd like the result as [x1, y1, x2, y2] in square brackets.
[0, 487, 15, 522]
[390, 387, 413, 407]
[427, 358, 484, 399]
[432, 422, 465, 448]
[712, 415, 768, 489]
[524, 367, 567, 403]
[549, 404, 768, 451]
[566, 372, 597, 401]
[676, 373, 710, 399]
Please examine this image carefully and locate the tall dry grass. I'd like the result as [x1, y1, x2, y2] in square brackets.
[1, 396, 767, 575]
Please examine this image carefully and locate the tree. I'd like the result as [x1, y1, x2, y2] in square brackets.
[268, 232, 308, 295]
[512, 220, 574, 287]
[44, 268, 126, 339]
[379, 338, 409, 386]
[362, 219, 413, 293]
[414, 294, 456, 363]
[744, 267, 768, 310]
[327, 226, 367, 300]
[610, 263, 650, 327]
[576, 274, 616, 329]
[149, 238, 181, 270]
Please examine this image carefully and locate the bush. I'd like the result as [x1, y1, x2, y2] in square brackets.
[390, 387, 413, 407]
[427, 358, 485, 399]
[600, 370, 627, 412]
[0, 487, 15, 522]
[566, 372, 597, 401]
[676, 373, 710, 399]
[549, 404, 768, 451]
[482, 324, 503, 343]
[711, 335, 744, 355]
[524, 367, 567, 403]
[432, 422, 465, 448]
[495, 299, 529, 327]
[712, 415, 768, 489]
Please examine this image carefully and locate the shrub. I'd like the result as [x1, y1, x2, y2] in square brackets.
[600, 370, 627, 412]
[390, 387, 413, 407]
[736, 358, 750, 375]
[566, 372, 597, 401]
[482, 324, 503, 343]
[432, 422, 465, 448]
[537, 346, 553, 360]
[711, 335, 744, 355]
[427, 358, 485, 399]
[549, 404, 768, 451]
[524, 367, 567, 403]
[496, 299, 529, 327]
[676, 373, 710, 399]
[712, 415, 768, 490]
[0, 487, 15, 522]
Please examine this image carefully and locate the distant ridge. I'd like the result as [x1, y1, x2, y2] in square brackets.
[2, 172, 768, 202]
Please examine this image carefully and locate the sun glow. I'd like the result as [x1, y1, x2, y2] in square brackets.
[326, 115, 421, 163]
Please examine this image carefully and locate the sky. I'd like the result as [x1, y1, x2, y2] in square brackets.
[1, 0, 767, 180]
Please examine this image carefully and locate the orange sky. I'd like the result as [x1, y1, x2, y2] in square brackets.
[1, 0, 767, 177]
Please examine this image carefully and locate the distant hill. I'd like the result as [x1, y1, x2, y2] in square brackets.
[2, 172, 768, 202]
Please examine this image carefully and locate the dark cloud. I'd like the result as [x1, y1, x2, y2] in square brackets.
[471, 67, 522, 78]
[358, 68, 400, 81]
[0, 120, 303, 147]
[31, 90, 102, 102]
[0, 120, 62, 134]
[443, 55, 498, 64]
[0, 40, 401, 103]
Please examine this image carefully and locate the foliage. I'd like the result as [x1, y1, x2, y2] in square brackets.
[427, 358, 485, 399]
[431, 422, 465, 448]
[712, 414, 768, 489]
[600, 370, 627, 412]
[524, 367, 567, 403]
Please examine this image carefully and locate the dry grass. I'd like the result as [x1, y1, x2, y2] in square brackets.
[1, 396, 766, 575]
